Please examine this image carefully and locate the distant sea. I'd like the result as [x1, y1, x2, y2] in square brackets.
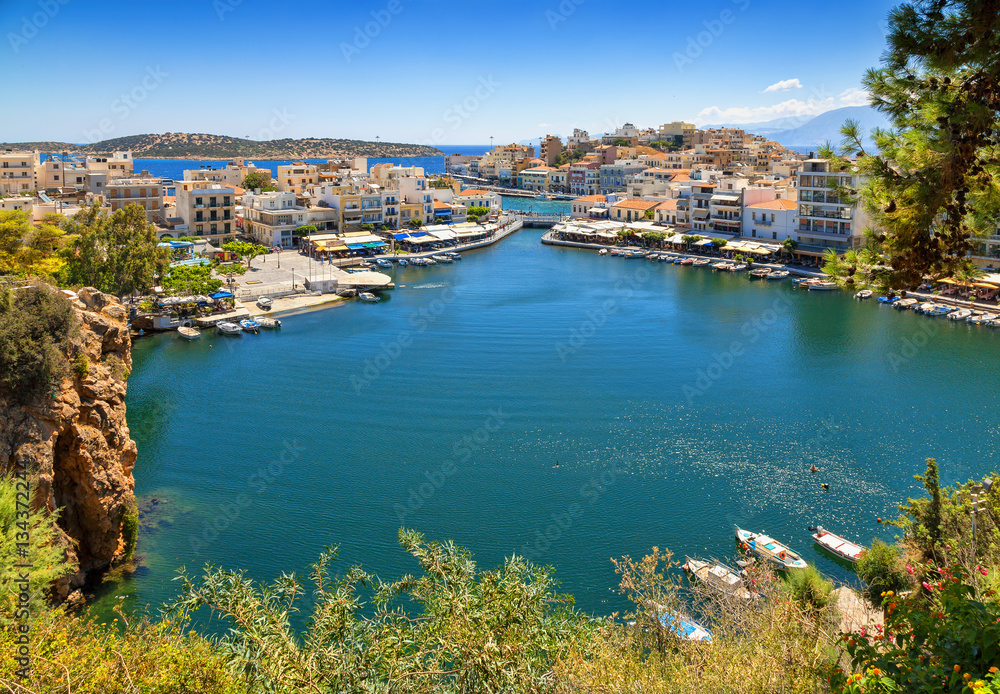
[133, 145, 490, 182]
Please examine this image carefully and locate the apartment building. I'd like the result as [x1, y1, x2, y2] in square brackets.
[743, 198, 798, 242]
[242, 191, 308, 248]
[566, 129, 590, 150]
[540, 135, 562, 166]
[600, 161, 646, 192]
[276, 162, 318, 194]
[84, 151, 134, 178]
[610, 198, 658, 223]
[796, 159, 868, 252]
[518, 166, 555, 192]
[454, 189, 501, 215]
[106, 177, 166, 224]
[568, 162, 601, 196]
[176, 181, 236, 242]
[0, 150, 36, 194]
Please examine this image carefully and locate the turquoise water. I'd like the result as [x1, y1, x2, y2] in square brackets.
[98, 226, 1000, 622]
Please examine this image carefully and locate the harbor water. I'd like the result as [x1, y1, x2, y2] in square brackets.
[96, 224, 1000, 622]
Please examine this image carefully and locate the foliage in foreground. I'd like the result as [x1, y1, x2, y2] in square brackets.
[0, 284, 77, 403]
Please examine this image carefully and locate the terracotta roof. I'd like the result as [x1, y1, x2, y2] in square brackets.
[611, 198, 660, 210]
[747, 198, 797, 210]
[522, 166, 555, 173]
[457, 189, 495, 196]
[572, 194, 607, 203]
[656, 199, 679, 210]
[433, 200, 451, 209]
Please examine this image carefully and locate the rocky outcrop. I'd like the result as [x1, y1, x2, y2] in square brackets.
[0, 287, 137, 599]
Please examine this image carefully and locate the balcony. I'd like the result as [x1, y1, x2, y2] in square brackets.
[799, 208, 851, 220]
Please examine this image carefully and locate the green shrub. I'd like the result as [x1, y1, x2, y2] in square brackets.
[783, 565, 837, 612]
[72, 353, 89, 379]
[856, 539, 911, 609]
[121, 500, 138, 560]
[0, 284, 77, 403]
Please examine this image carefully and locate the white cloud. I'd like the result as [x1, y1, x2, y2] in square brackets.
[838, 87, 870, 106]
[538, 122, 550, 128]
[696, 97, 836, 125]
[763, 78, 802, 93]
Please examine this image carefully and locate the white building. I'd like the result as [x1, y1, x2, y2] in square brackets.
[742, 198, 799, 242]
[242, 191, 308, 248]
[796, 159, 870, 253]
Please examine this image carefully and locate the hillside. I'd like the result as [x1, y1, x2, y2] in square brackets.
[0, 132, 444, 159]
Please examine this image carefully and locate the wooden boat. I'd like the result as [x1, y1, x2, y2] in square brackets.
[808, 280, 838, 291]
[949, 308, 973, 321]
[854, 289, 873, 299]
[793, 277, 815, 288]
[971, 312, 998, 324]
[598, 248, 608, 255]
[177, 326, 201, 340]
[712, 261, 732, 271]
[684, 557, 751, 600]
[894, 298, 918, 309]
[376, 259, 393, 268]
[431, 254, 453, 263]
[257, 317, 281, 329]
[680, 257, 693, 265]
[624, 250, 647, 259]
[812, 526, 865, 563]
[766, 270, 789, 280]
[749, 268, 771, 279]
[359, 292, 380, 303]
[735, 526, 808, 570]
[256, 296, 273, 309]
[693, 258, 711, 267]
[360, 261, 375, 269]
[239, 318, 260, 333]
[610, 249, 624, 257]
[216, 321, 242, 335]
[728, 263, 747, 272]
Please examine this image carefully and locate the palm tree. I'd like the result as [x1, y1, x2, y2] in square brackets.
[952, 261, 986, 306]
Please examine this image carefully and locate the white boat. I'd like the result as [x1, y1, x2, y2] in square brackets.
[256, 296, 273, 309]
[916, 302, 937, 314]
[650, 602, 712, 642]
[431, 254, 453, 263]
[949, 308, 973, 321]
[728, 263, 747, 272]
[808, 281, 839, 291]
[598, 248, 608, 255]
[239, 318, 260, 333]
[375, 259, 393, 268]
[257, 317, 281, 329]
[684, 557, 751, 600]
[398, 259, 409, 266]
[894, 298, 918, 309]
[177, 326, 201, 340]
[748, 268, 771, 279]
[735, 526, 808, 570]
[812, 526, 865, 563]
[359, 292, 380, 303]
[216, 321, 242, 335]
[972, 312, 998, 324]
[926, 304, 954, 317]
[446, 252, 462, 260]
[854, 289, 873, 299]
[712, 262, 733, 271]
[693, 258, 711, 267]
[766, 270, 789, 280]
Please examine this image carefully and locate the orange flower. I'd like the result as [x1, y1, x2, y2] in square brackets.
[955, 665, 962, 672]
[991, 666, 999, 674]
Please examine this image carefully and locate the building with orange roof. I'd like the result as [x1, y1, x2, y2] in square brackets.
[569, 193, 613, 219]
[609, 197, 659, 223]
[518, 166, 556, 192]
[568, 161, 601, 196]
[743, 196, 799, 243]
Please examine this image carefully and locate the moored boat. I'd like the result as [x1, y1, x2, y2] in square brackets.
[926, 304, 954, 317]
[680, 257, 694, 266]
[949, 308, 973, 321]
[728, 263, 747, 272]
[598, 248, 608, 255]
[684, 557, 751, 600]
[808, 280, 838, 291]
[971, 312, 998, 324]
[240, 318, 260, 333]
[446, 252, 461, 259]
[693, 258, 711, 267]
[894, 298, 917, 309]
[376, 258, 393, 268]
[257, 317, 281, 329]
[256, 296, 273, 309]
[359, 292, 380, 303]
[766, 270, 789, 280]
[749, 268, 771, 279]
[877, 295, 899, 304]
[653, 605, 712, 642]
[216, 321, 242, 335]
[431, 254, 453, 263]
[735, 526, 808, 570]
[854, 289, 873, 299]
[177, 326, 201, 340]
[398, 259, 409, 266]
[712, 261, 733, 271]
[812, 526, 865, 563]
[915, 301, 937, 314]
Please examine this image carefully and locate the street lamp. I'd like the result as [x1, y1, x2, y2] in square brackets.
[972, 477, 994, 554]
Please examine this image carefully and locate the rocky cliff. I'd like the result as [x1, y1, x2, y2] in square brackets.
[0, 287, 137, 600]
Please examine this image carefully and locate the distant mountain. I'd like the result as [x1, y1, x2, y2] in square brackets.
[767, 106, 891, 148]
[702, 116, 809, 136]
[0, 133, 443, 160]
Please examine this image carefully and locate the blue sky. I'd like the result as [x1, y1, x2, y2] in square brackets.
[0, 0, 899, 146]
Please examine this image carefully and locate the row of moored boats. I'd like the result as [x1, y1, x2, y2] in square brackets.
[600, 249, 792, 280]
[866, 293, 1000, 325]
[354, 252, 461, 271]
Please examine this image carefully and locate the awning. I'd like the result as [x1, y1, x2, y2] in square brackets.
[408, 231, 428, 237]
[341, 234, 383, 244]
[327, 245, 349, 252]
[347, 243, 367, 250]
[974, 282, 1000, 288]
[588, 207, 609, 214]
[392, 233, 410, 240]
[429, 230, 458, 240]
[694, 239, 713, 246]
[363, 241, 385, 248]
[209, 291, 233, 299]
[403, 235, 438, 244]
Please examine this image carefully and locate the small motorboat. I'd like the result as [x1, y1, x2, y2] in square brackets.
[256, 296, 273, 309]
[360, 261, 375, 269]
[240, 318, 260, 333]
[712, 262, 733, 271]
[658, 254, 673, 262]
[446, 252, 461, 260]
[397, 259, 409, 266]
[624, 250, 647, 259]
[766, 270, 789, 280]
[216, 321, 243, 335]
[894, 298, 918, 309]
[877, 295, 899, 305]
[728, 263, 747, 272]
[257, 317, 281, 329]
[854, 289, 873, 299]
[177, 326, 201, 340]
[735, 526, 808, 570]
[693, 258, 711, 267]
[971, 312, 998, 325]
[915, 301, 937, 314]
[684, 557, 751, 600]
[431, 254, 453, 263]
[598, 248, 608, 256]
[808, 281, 838, 291]
[949, 308, 973, 321]
[680, 257, 694, 266]
[376, 259, 393, 268]
[812, 526, 865, 563]
[749, 268, 771, 279]
[359, 292, 380, 303]
[926, 304, 954, 317]
[610, 249, 624, 257]
[657, 609, 712, 642]
[792, 277, 813, 287]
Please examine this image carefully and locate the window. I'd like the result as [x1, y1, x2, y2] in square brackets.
[195, 197, 202, 205]
[224, 222, 231, 232]
[54, 175, 59, 181]
[772, 232, 777, 240]
[211, 224, 218, 233]
[196, 224, 203, 232]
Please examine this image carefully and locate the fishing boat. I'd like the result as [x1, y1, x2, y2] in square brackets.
[598, 248, 608, 255]
[808, 281, 838, 291]
[926, 304, 954, 317]
[766, 270, 789, 280]
[949, 308, 973, 321]
[375, 259, 393, 268]
[680, 257, 694, 266]
[712, 261, 732, 271]
[748, 268, 771, 279]
[359, 292, 380, 303]
[792, 277, 813, 287]
[240, 318, 260, 333]
[654, 606, 712, 642]
[431, 254, 453, 263]
[877, 295, 899, 305]
[683, 557, 751, 600]
[610, 249, 624, 257]
[728, 263, 747, 272]
[971, 312, 998, 325]
[812, 526, 866, 564]
[693, 258, 711, 267]
[659, 254, 673, 262]
[424, 257, 437, 265]
[446, 252, 462, 260]
[360, 261, 375, 269]
[256, 296, 273, 309]
[854, 289, 873, 300]
[624, 250, 647, 259]
[177, 326, 201, 340]
[894, 298, 918, 309]
[397, 259, 409, 266]
[915, 301, 937, 314]
[216, 321, 242, 335]
[735, 526, 808, 570]
[257, 317, 281, 329]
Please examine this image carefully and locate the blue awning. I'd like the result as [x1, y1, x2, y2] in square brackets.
[392, 233, 410, 240]
[363, 241, 385, 248]
[209, 291, 233, 299]
[347, 243, 367, 250]
[408, 231, 427, 237]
